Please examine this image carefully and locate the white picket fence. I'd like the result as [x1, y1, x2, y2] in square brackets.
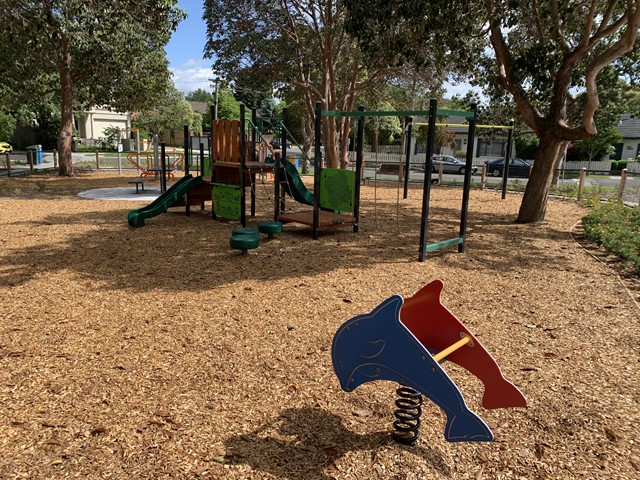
[358, 153, 640, 174]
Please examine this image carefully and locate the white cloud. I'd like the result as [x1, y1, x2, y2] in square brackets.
[170, 60, 215, 95]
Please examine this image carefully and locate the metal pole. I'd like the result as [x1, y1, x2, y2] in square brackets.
[240, 104, 247, 227]
[403, 117, 413, 199]
[117, 128, 122, 175]
[210, 105, 217, 219]
[354, 106, 365, 233]
[458, 103, 478, 253]
[501, 122, 515, 200]
[214, 78, 219, 120]
[160, 143, 167, 193]
[183, 124, 190, 176]
[418, 99, 438, 262]
[251, 108, 257, 163]
[313, 102, 322, 240]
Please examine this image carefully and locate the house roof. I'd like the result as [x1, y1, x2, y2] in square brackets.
[189, 101, 209, 115]
[618, 114, 640, 139]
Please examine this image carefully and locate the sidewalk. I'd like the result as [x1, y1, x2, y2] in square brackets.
[0, 151, 90, 177]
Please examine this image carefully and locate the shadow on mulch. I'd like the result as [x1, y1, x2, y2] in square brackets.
[0, 196, 588, 293]
[225, 407, 450, 480]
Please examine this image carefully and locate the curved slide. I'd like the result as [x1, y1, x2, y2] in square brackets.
[281, 159, 314, 205]
[127, 174, 204, 228]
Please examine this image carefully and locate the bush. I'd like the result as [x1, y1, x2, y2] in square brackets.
[582, 202, 640, 273]
[515, 133, 538, 160]
[610, 160, 628, 172]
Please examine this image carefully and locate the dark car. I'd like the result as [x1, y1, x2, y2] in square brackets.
[485, 157, 532, 178]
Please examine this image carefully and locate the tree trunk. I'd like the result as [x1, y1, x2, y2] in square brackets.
[516, 134, 566, 223]
[57, 44, 74, 177]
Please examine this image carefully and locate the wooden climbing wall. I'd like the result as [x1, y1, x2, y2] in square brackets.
[213, 120, 240, 163]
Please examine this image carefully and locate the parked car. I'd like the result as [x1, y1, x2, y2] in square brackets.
[485, 157, 532, 178]
[412, 155, 478, 175]
[0, 142, 13, 154]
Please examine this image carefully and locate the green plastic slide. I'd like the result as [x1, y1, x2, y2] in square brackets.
[127, 174, 204, 228]
[281, 159, 314, 205]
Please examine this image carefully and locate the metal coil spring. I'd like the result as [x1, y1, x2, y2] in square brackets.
[392, 386, 423, 446]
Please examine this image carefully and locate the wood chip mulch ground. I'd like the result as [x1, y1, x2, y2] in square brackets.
[0, 171, 638, 480]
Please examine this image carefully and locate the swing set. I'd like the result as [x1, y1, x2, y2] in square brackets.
[272, 99, 481, 262]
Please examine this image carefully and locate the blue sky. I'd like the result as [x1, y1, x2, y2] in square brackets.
[165, 0, 215, 95]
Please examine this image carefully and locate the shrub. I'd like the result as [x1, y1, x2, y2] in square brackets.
[582, 202, 640, 273]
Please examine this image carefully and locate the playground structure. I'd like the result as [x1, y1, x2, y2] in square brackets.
[332, 280, 527, 444]
[126, 99, 485, 263]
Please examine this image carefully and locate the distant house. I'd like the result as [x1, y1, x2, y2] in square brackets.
[188, 101, 209, 116]
[611, 113, 640, 160]
[76, 107, 131, 140]
[414, 115, 512, 161]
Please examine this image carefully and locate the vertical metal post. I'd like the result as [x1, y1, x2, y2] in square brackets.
[183, 124, 190, 176]
[403, 117, 413, 199]
[418, 99, 438, 262]
[313, 102, 322, 239]
[214, 78, 219, 120]
[210, 105, 217, 219]
[117, 129, 122, 175]
[459, 103, 478, 253]
[251, 108, 257, 163]
[240, 104, 247, 227]
[501, 123, 515, 200]
[354, 105, 365, 233]
[183, 125, 191, 217]
[280, 110, 288, 214]
[160, 143, 167, 193]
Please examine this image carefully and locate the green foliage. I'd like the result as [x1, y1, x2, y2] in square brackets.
[515, 134, 539, 160]
[133, 86, 201, 136]
[572, 128, 622, 163]
[217, 86, 241, 121]
[1, 1, 183, 112]
[0, 0, 185, 173]
[0, 112, 17, 141]
[185, 89, 214, 103]
[582, 203, 640, 274]
[35, 111, 63, 150]
[364, 101, 402, 147]
[101, 126, 120, 150]
[611, 161, 628, 172]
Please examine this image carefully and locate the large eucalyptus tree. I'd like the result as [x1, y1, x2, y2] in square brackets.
[344, 0, 640, 222]
[0, 1, 184, 176]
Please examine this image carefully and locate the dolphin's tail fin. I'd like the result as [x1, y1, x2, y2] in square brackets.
[482, 375, 527, 409]
[444, 409, 494, 442]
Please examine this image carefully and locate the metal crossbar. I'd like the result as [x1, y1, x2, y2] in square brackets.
[321, 108, 475, 118]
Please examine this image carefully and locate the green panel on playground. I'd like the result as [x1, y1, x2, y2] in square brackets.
[319, 168, 355, 212]
[202, 157, 212, 177]
[213, 183, 241, 220]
